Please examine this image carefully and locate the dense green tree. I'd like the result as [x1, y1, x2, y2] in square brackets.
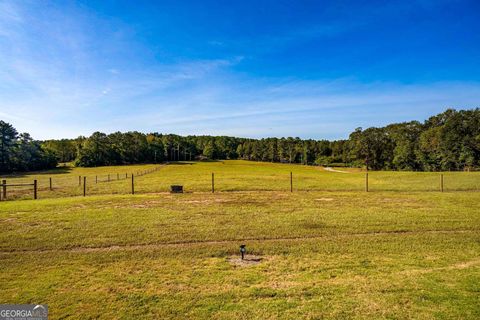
[42, 139, 76, 163]
[3, 108, 480, 172]
[75, 132, 111, 167]
[0, 121, 18, 172]
[348, 127, 394, 170]
[386, 121, 423, 170]
[202, 140, 215, 159]
[0, 121, 57, 172]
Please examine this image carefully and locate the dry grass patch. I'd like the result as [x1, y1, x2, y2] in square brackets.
[227, 254, 265, 267]
[315, 198, 335, 201]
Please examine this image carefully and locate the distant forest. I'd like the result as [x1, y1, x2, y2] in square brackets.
[1, 108, 479, 173]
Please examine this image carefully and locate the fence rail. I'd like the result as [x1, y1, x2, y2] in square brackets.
[1, 179, 37, 200]
[0, 166, 162, 201]
[0, 183, 34, 187]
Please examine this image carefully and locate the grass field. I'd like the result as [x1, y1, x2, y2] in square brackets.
[1, 161, 479, 319]
[1, 160, 480, 200]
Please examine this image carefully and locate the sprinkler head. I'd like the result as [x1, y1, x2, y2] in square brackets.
[240, 244, 246, 260]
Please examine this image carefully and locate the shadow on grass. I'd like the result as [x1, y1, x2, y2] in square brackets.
[169, 160, 226, 164]
[1, 166, 74, 177]
[167, 161, 196, 165]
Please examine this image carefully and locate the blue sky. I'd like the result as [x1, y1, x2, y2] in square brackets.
[0, 0, 479, 140]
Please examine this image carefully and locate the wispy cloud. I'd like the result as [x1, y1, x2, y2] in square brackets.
[0, 1, 479, 140]
[116, 79, 480, 138]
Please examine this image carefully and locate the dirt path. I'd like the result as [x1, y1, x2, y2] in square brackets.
[323, 167, 350, 173]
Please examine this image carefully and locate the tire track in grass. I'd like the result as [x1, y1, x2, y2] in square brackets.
[398, 257, 480, 275]
[0, 229, 477, 254]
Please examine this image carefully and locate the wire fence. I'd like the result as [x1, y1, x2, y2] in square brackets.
[0, 166, 162, 201]
[1, 165, 479, 201]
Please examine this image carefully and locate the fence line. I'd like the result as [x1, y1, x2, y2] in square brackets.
[0, 167, 478, 201]
[0, 166, 162, 200]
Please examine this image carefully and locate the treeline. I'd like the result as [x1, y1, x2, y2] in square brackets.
[0, 121, 57, 173]
[1, 108, 479, 173]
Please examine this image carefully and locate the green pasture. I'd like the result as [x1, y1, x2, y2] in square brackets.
[0, 161, 480, 319]
[1, 161, 479, 201]
[0, 172, 479, 318]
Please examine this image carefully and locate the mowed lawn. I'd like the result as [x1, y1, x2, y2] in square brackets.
[1, 160, 480, 201]
[1, 162, 480, 319]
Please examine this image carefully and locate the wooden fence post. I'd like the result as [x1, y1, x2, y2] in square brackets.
[108, 174, 110, 182]
[83, 176, 86, 197]
[212, 173, 215, 193]
[441, 174, 444, 192]
[290, 172, 293, 192]
[365, 173, 369, 192]
[49, 177, 52, 191]
[117, 173, 119, 180]
[78, 176, 81, 186]
[131, 174, 134, 195]
[2, 179, 6, 200]
[34, 180, 37, 200]
[96, 175, 98, 184]
[125, 173, 127, 179]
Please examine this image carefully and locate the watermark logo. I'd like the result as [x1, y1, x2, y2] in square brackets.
[0, 304, 48, 320]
